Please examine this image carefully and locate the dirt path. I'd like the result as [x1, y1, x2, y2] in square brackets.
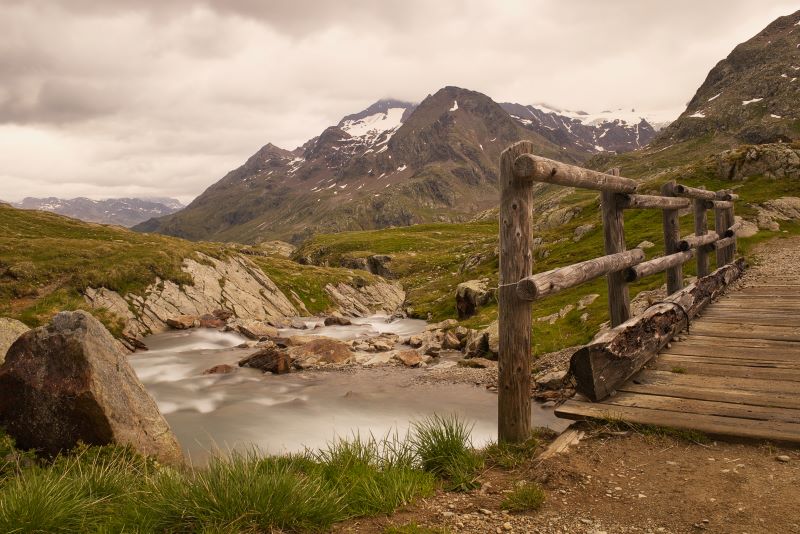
[334, 238, 800, 534]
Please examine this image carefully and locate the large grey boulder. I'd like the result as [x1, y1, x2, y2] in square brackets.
[0, 318, 29, 365]
[455, 280, 492, 319]
[0, 311, 182, 464]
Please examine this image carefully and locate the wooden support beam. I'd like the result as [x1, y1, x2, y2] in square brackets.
[674, 184, 717, 200]
[498, 141, 534, 444]
[516, 249, 645, 301]
[678, 231, 720, 251]
[569, 258, 747, 401]
[625, 250, 695, 282]
[711, 200, 734, 210]
[661, 181, 683, 295]
[618, 194, 690, 210]
[602, 169, 631, 327]
[726, 201, 737, 257]
[725, 220, 742, 238]
[714, 204, 727, 267]
[721, 192, 740, 201]
[712, 236, 736, 250]
[693, 198, 710, 277]
[513, 154, 638, 193]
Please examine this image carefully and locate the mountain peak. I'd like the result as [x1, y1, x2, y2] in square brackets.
[657, 9, 800, 145]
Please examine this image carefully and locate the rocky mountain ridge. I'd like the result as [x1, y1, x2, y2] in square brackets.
[135, 87, 663, 243]
[657, 9, 800, 146]
[14, 197, 184, 227]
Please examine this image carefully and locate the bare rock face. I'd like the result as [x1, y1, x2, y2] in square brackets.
[455, 280, 492, 319]
[0, 317, 29, 365]
[324, 281, 405, 317]
[203, 364, 236, 375]
[0, 311, 182, 464]
[232, 320, 279, 340]
[84, 252, 298, 339]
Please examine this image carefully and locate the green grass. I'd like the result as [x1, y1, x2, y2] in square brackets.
[411, 414, 483, 491]
[500, 482, 546, 513]
[385, 523, 449, 534]
[589, 418, 711, 445]
[483, 433, 543, 469]
[0, 415, 499, 532]
[0, 204, 389, 331]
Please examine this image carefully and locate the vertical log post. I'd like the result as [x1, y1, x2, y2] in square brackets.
[498, 141, 535, 443]
[693, 197, 710, 277]
[726, 195, 737, 258]
[714, 195, 731, 266]
[661, 181, 683, 295]
[601, 168, 631, 327]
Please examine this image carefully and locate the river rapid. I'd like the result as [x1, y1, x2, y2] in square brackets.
[130, 315, 568, 463]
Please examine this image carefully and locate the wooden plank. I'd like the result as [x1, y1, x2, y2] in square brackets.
[555, 400, 800, 443]
[619, 193, 690, 210]
[663, 344, 800, 360]
[603, 391, 800, 424]
[658, 352, 800, 368]
[675, 334, 800, 350]
[633, 369, 800, 395]
[618, 382, 800, 410]
[690, 322, 800, 342]
[648, 358, 800, 382]
[498, 141, 534, 443]
[625, 250, 694, 283]
[601, 169, 630, 327]
[695, 314, 800, 327]
[538, 424, 585, 460]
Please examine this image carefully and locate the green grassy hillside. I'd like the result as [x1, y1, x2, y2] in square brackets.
[0, 204, 382, 330]
[296, 142, 800, 354]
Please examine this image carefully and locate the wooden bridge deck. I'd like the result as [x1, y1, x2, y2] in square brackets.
[556, 279, 800, 444]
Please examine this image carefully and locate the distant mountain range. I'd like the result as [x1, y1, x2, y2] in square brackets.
[134, 87, 667, 243]
[13, 197, 184, 227]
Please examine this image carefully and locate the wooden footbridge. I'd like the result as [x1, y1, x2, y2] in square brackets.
[496, 141, 800, 445]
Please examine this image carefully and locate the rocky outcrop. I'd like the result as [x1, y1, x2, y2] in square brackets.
[238, 346, 291, 374]
[84, 252, 297, 339]
[715, 144, 800, 181]
[455, 280, 492, 319]
[288, 338, 353, 368]
[756, 197, 800, 231]
[0, 318, 29, 365]
[0, 311, 182, 464]
[324, 281, 405, 316]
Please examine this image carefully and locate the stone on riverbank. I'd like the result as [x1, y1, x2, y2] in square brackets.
[0, 311, 182, 464]
[0, 317, 29, 365]
[238, 346, 291, 374]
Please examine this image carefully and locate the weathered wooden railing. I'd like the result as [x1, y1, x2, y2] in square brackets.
[498, 141, 744, 443]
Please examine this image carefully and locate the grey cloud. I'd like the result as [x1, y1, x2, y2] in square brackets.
[0, 0, 797, 203]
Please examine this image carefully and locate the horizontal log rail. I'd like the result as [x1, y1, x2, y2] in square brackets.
[725, 221, 742, 237]
[497, 141, 743, 442]
[678, 231, 720, 251]
[674, 184, 717, 200]
[625, 250, 695, 283]
[513, 154, 638, 193]
[711, 200, 734, 210]
[712, 236, 736, 250]
[618, 194, 690, 210]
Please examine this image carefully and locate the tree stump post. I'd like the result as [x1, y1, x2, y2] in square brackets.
[714, 198, 731, 266]
[693, 198, 710, 277]
[661, 181, 683, 294]
[601, 168, 630, 327]
[498, 141, 535, 443]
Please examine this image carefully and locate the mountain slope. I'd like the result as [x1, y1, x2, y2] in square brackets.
[135, 86, 584, 243]
[13, 197, 184, 227]
[500, 102, 659, 153]
[657, 9, 800, 147]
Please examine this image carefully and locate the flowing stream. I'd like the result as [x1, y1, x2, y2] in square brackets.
[130, 316, 569, 463]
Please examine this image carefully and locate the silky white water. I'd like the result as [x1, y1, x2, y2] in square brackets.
[130, 317, 568, 463]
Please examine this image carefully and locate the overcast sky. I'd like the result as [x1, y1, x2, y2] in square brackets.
[1, 0, 796, 204]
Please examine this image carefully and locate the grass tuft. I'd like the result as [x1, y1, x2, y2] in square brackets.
[500, 481, 546, 513]
[411, 414, 483, 491]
